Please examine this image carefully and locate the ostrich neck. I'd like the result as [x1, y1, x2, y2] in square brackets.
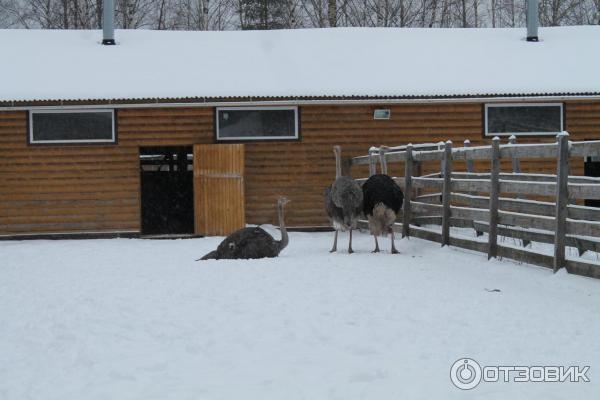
[277, 202, 289, 252]
[335, 151, 342, 179]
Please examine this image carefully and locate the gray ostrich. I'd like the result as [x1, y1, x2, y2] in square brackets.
[324, 145, 363, 253]
[198, 197, 290, 260]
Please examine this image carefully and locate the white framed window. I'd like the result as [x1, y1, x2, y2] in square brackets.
[484, 103, 563, 137]
[29, 109, 116, 144]
[216, 106, 299, 141]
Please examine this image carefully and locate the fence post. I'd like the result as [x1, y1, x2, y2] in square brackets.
[402, 144, 413, 238]
[464, 139, 483, 237]
[488, 137, 500, 259]
[441, 141, 453, 246]
[464, 139, 475, 173]
[438, 141, 446, 177]
[554, 132, 570, 273]
[368, 147, 378, 177]
[508, 135, 531, 247]
[414, 160, 422, 198]
[508, 135, 521, 173]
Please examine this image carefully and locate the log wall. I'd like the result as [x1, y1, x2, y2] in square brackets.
[1, 101, 599, 235]
[0, 108, 213, 235]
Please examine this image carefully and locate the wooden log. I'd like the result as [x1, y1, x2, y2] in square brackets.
[452, 142, 557, 161]
[412, 149, 445, 162]
[569, 184, 600, 200]
[565, 258, 600, 279]
[464, 139, 481, 236]
[413, 177, 443, 189]
[472, 220, 600, 255]
[379, 151, 407, 163]
[411, 201, 442, 215]
[439, 141, 446, 177]
[464, 139, 475, 172]
[451, 179, 553, 197]
[566, 219, 600, 237]
[498, 210, 555, 231]
[414, 161, 423, 198]
[412, 216, 442, 226]
[488, 137, 501, 259]
[441, 141, 453, 246]
[353, 138, 600, 168]
[554, 133, 569, 273]
[415, 193, 442, 204]
[420, 172, 441, 178]
[569, 204, 600, 221]
[450, 172, 600, 185]
[359, 219, 489, 253]
[402, 144, 413, 238]
[368, 147, 378, 176]
[452, 145, 492, 160]
[508, 136, 530, 247]
[352, 155, 372, 166]
[570, 140, 600, 158]
[508, 136, 522, 174]
[450, 218, 480, 229]
[453, 205, 489, 221]
[385, 142, 446, 152]
[452, 192, 554, 217]
[452, 192, 600, 221]
[497, 245, 555, 270]
[356, 176, 405, 188]
[356, 221, 600, 279]
[499, 143, 558, 159]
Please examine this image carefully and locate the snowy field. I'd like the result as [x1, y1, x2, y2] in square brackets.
[1, 230, 599, 399]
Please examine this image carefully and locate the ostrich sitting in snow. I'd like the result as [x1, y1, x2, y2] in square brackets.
[198, 197, 290, 260]
[362, 146, 404, 253]
[324, 145, 363, 253]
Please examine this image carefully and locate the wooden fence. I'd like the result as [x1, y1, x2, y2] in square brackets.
[351, 133, 600, 279]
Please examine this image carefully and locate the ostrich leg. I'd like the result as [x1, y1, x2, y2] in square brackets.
[372, 235, 380, 253]
[348, 229, 354, 254]
[390, 228, 399, 254]
[330, 230, 338, 253]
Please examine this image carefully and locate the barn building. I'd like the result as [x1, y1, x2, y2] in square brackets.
[1, 26, 599, 238]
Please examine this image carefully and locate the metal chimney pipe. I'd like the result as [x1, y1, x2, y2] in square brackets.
[102, 0, 115, 45]
[526, 0, 539, 42]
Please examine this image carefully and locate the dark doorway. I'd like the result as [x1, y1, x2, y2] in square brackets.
[140, 146, 194, 235]
[584, 156, 600, 207]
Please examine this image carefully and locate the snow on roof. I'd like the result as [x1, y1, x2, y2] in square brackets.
[1, 26, 599, 103]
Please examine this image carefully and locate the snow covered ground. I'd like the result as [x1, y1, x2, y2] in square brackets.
[1, 230, 599, 399]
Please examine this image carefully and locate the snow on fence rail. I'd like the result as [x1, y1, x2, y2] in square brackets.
[351, 133, 600, 279]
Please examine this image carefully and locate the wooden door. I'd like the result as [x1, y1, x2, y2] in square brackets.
[193, 144, 245, 236]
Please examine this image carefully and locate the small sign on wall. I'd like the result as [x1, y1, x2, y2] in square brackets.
[373, 109, 391, 120]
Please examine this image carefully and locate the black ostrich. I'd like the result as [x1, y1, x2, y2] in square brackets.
[324, 145, 363, 253]
[362, 146, 404, 253]
[198, 197, 290, 260]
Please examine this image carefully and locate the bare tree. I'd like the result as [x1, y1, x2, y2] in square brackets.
[4, 0, 600, 29]
[328, 0, 336, 25]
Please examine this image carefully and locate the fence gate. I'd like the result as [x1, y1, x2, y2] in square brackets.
[193, 144, 245, 236]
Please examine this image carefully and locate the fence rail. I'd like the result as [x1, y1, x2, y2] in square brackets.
[351, 132, 600, 279]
